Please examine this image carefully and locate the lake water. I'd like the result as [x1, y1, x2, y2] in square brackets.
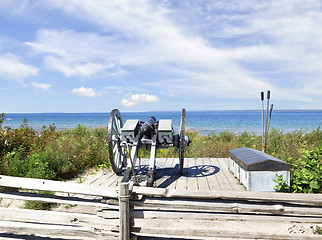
[2, 110, 321, 136]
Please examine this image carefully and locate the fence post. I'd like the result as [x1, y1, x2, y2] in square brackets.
[119, 182, 130, 240]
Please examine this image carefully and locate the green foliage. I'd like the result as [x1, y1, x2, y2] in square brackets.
[315, 226, 322, 235]
[0, 119, 110, 180]
[273, 174, 290, 192]
[1, 147, 27, 176]
[235, 131, 261, 149]
[290, 147, 322, 193]
[0, 113, 5, 127]
[25, 151, 56, 179]
[23, 191, 57, 210]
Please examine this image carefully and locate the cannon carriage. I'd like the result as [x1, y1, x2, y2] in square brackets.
[108, 108, 190, 187]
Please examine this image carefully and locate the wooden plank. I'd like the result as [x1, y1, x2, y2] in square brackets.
[0, 207, 119, 229]
[130, 198, 322, 216]
[134, 158, 149, 176]
[0, 191, 110, 208]
[63, 171, 113, 200]
[223, 157, 229, 166]
[153, 158, 170, 187]
[132, 220, 322, 240]
[81, 170, 105, 185]
[0, 220, 119, 240]
[202, 157, 221, 190]
[124, 209, 322, 223]
[210, 158, 234, 190]
[97, 209, 120, 219]
[0, 175, 118, 198]
[91, 171, 115, 187]
[175, 157, 189, 190]
[217, 158, 245, 191]
[107, 173, 122, 188]
[132, 186, 322, 204]
[156, 157, 169, 168]
[195, 158, 210, 191]
[97, 209, 322, 224]
[186, 158, 198, 191]
[162, 158, 178, 189]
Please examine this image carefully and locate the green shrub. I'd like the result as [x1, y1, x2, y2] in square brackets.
[290, 147, 322, 193]
[273, 174, 290, 192]
[1, 147, 27, 176]
[25, 151, 56, 179]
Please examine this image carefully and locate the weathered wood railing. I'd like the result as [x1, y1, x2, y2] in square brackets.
[0, 175, 321, 239]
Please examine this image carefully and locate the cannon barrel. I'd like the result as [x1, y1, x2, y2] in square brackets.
[140, 116, 156, 139]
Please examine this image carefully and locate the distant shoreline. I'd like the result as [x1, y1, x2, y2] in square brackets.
[3, 109, 322, 114]
[2, 111, 321, 136]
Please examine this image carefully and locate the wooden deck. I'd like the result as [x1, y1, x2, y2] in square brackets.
[79, 158, 245, 192]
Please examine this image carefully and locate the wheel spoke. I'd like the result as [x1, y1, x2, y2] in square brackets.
[115, 116, 122, 135]
[115, 148, 122, 169]
[116, 150, 122, 168]
[113, 144, 118, 154]
[114, 150, 120, 164]
[112, 134, 117, 141]
[112, 121, 118, 134]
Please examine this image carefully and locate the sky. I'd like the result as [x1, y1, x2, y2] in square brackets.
[0, 0, 322, 113]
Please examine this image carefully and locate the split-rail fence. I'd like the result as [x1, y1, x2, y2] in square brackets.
[0, 160, 321, 239]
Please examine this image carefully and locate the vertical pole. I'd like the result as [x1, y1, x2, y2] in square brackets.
[266, 104, 274, 141]
[261, 92, 265, 152]
[119, 182, 130, 240]
[264, 90, 270, 153]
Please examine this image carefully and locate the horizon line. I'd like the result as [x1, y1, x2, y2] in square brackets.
[3, 109, 322, 114]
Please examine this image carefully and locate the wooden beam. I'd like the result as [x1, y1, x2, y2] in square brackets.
[0, 175, 118, 198]
[132, 226, 321, 240]
[0, 207, 119, 230]
[0, 220, 119, 240]
[0, 191, 109, 208]
[132, 219, 322, 240]
[99, 209, 322, 223]
[119, 182, 130, 240]
[132, 186, 322, 204]
[129, 198, 322, 216]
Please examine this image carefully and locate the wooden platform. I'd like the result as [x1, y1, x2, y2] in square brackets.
[79, 158, 245, 192]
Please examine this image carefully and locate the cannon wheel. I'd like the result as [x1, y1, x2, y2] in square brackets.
[108, 109, 125, 174]
[179, 108, 186, 175]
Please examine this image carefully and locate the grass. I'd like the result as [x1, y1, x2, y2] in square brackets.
[23, 191, 57, 210]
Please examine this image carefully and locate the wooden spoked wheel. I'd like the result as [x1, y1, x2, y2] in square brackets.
[179, 108, 186, 175]
[108, 109, 125, 174]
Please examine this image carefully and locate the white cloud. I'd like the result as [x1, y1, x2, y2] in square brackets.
[32, 82, 51, 91]
[45, 56, 106, 78]
[72, 86, 98, 97]
[25, 29, 124, 78]
[121, 93, 159, 107]
[0, 54, 38, 81]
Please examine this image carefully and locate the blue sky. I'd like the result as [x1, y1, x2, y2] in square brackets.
[0, 0, 321, 113]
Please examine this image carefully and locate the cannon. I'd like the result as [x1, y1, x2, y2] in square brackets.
[108, 108, 190, 187]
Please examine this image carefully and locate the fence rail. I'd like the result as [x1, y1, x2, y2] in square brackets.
[0, 174, 321, 239]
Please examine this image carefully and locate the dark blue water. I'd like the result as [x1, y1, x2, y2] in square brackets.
[2, 110, 321, 135]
